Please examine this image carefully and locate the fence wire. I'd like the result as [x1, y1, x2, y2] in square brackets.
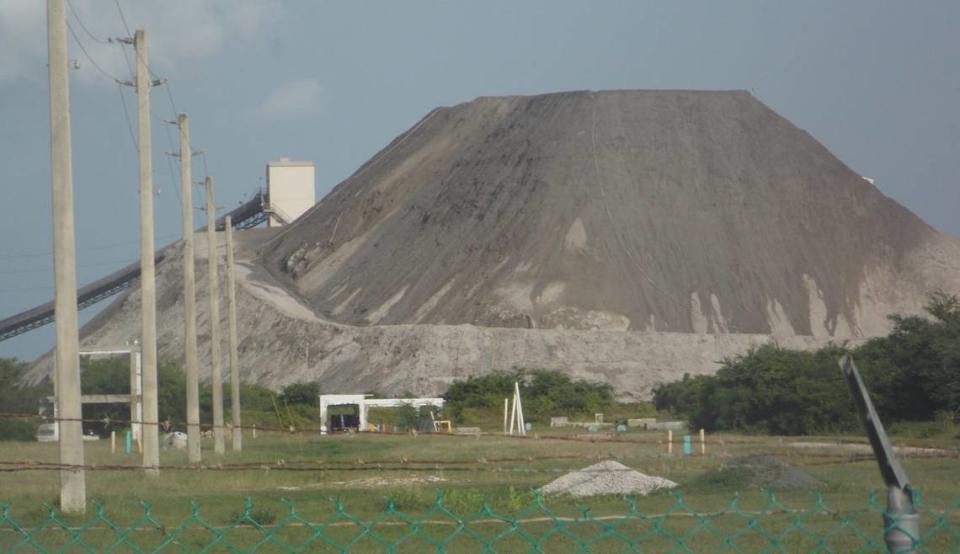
[3, 412, 956, 453]
[1, 491, 959, 552]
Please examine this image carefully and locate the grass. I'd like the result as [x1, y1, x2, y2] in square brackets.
[1, 427, 958, 551]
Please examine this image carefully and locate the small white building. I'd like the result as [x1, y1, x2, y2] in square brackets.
[318, 394, 444, 434]
[266, 158, 315, 227]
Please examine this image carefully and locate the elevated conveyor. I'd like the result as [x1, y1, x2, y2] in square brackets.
[0, 191, 267, 342]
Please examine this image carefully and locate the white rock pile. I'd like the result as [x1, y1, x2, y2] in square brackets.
[539, 460, 677, 498]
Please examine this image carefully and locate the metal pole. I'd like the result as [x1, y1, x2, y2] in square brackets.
[134, 29, 160, 476]
[839, 355, 920, 553]
[179, 113, 202, 463]
[47, 0, 85, 513]
[206, 176, 225, 455]
[225, 216, 242, 451]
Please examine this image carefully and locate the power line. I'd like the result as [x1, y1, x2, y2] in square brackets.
[0, 234, 179, 260]
[160, 120, 183, 208]
[112, 0, 133, 36]
[65, 20, 123, 84]
[66, 0, 110, 45]
[112, 0, 136, 82]
[110, 0, 204, 226]
[110, 0, 187, 212]
[161, 81, 179, 116]
[0, 258, 149, 276]
[116, 83, 139, 153]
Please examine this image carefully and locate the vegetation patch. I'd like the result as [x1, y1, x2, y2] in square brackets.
[654, 293, 960, 435]
[686, 455, 822, 491]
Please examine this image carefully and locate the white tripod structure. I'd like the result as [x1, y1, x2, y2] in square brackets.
[507, 381, 526, 436]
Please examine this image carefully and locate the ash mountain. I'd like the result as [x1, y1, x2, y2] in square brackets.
[262, 90, 958, 338]
[26, 90, 960, 398]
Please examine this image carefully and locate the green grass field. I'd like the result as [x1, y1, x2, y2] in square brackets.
[1, 427, 958, 551]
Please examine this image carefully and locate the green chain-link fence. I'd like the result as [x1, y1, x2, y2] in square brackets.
[2, 491, 959, 553]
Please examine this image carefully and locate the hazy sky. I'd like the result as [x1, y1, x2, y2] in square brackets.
[1, 1, 958, 360]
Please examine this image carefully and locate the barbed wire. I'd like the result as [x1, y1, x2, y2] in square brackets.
[0, 452, 903, 474]
[0, 411, 766, 444]
[0, 412, 960, 471]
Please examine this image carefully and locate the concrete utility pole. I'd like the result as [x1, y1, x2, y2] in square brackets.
[225, 216, 242, 451]
[134, 28, 160, 476]
[206, 177, 225, 455]
[47, 0, 85, 513]
[179, 114, 202, 463]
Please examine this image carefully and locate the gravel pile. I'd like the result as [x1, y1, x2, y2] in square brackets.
[693, 454, 823, 490]
[539, 460, 677, 498]
[729, 455, 822, 489]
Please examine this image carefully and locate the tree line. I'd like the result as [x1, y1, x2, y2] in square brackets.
[442, 369, 615, 422]
[0, 356, 321, 440]
[653, 293, 960, 435]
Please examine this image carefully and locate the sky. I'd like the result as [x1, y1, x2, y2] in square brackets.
[1, 1, 958, 361]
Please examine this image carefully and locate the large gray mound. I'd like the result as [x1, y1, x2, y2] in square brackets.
[261, 90, 957, 338]
[539, 460, 677, 497]
[26, 91, 960, 397]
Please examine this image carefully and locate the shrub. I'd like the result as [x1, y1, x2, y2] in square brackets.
[443, 369, 614, 423]
[0, 358, 50, 441]
[653, 293, 960, 435]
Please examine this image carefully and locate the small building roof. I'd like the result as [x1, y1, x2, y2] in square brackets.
[268, 157, 314, 167]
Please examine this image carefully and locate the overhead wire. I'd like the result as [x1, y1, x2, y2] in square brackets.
[116, 83, 139, 153]
[66, 0, 110, 44]
[64, 20, 123, 85]
[108, 0, 185, 222]
[112, 0, 133, 36]
[0, 234, 179, 260]
[0, 258, 151, 276]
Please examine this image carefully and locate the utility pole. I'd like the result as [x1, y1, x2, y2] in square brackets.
[47, 0, 85, 513]
[179, 114, 202, 463]
[134, 28, 160, 476]
[225, 216, 242, 451]
[206, 176, 225, 455]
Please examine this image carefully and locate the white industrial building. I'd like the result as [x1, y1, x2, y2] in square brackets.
[318, 394, 445, 434]
[265, 158, 315, 227]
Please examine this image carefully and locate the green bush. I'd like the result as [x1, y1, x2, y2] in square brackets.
[280, 381, 320, 406]
[654, 293, 960, 435]
[0, 418, 39, 441]
[655, 344, 854, 435]
[74, 358, 317, 434]
[443, 369, 614, 423]
[0, 358, 51, 441]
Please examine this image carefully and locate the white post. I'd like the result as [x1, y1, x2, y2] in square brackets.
[206, 176, 225, 455]
[358, 402, 369, 431]
[515, 382, 526, 436]
[319, 399, 327, 436]
[128, 350, 138, 440]
[503, 397, 508, 435]
[134, 28, 160, 477]
[225, 216, 242, 451]
[178, 113, 202, 463]
[668, 430, 673, 454]
[110, 431, 116, 454]
[134, 351, 143, 441]
[47, 0, 85, 512]
[509, 387, 517, 436]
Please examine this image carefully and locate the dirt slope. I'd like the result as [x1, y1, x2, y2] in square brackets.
[261, 90, 954, 338]
[24, 231, 848, 400]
